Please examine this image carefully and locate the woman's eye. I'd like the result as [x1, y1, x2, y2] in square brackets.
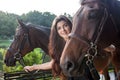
[64, 24, 67, 26]
[57, 27, 61, 30]
[64, 24, 69, 28]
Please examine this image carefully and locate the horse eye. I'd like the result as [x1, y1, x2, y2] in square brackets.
[88, 4, 94, 8]
[88, 11, 97, 19]
[14, 36, 17, 40]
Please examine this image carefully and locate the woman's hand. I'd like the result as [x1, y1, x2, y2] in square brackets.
[24, 65, 38, 72]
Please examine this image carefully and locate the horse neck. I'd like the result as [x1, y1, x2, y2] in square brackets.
[29, 27, 50, 54]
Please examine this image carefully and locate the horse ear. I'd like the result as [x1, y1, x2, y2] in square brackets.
[80, 0, 87, 5]
[17, 19, 26, 28]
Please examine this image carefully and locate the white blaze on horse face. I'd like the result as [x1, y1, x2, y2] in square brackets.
[57, 20, 71, 41]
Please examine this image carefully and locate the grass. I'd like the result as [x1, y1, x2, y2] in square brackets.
[0, 40, 12, 48]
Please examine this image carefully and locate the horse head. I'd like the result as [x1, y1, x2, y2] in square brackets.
[4, 19, 33, 66]
[60, 0, 118, 77]
[4, 19, 51, 66]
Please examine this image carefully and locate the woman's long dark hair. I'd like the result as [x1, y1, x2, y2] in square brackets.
[48, 15, 72, 79]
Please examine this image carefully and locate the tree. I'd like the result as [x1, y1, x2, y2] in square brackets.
[21, 11, 56, 27]
[0, 11, 18, 39]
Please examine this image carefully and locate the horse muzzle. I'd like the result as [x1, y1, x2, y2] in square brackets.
[4, 57, 16, 66]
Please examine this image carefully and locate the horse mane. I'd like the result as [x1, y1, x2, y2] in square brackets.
[26, 23, 51, 36]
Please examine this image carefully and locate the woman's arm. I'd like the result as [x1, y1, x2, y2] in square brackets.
[24, 59, 54, 72]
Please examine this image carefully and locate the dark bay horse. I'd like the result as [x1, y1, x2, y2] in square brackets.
[60, 0, 120, 80]
[4, 20, 50, 66]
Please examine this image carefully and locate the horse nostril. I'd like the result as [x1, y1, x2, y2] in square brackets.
[4, 59, 7, 64]
[65, 61, 74, 72]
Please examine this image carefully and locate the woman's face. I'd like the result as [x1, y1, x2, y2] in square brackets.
[57, 20, 71, 41]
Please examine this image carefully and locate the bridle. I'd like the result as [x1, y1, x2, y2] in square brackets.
[68, 1, 117, 79]
[8, 26, 47, 76]
[13, 33, 31, 67]
[8, 28, 38, 75]
[69, 7, 109, 63]
[8, 27, 32, 67]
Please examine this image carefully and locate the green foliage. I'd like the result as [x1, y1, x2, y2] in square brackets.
[23, 48, 44, 66]
[0, 40, 12, 48]
[0, 48, 45, 72]
[21, 11, 56, 27]
[0, 48, 6, 71]
[0, 11, 18, 39]
[3, 62, 22, 72]
[0, 48, 23, 72]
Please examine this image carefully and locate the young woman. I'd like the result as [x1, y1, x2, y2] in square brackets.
[24, 15, 72, 79]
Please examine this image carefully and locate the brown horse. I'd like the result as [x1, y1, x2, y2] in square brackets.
[4, 20, 50, 66]
[60, 0, 120, 80]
